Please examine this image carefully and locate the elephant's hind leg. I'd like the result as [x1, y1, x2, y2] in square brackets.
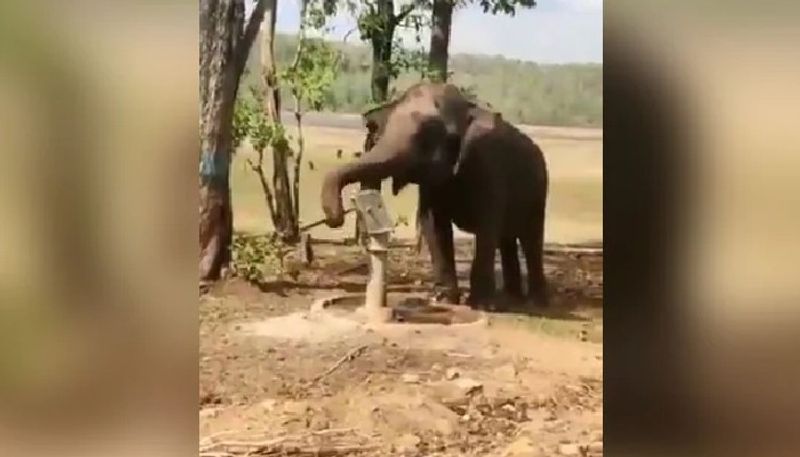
[500, 237, 522, 299]
[466, 231, 498, 307]
[520, 211, 548, 306]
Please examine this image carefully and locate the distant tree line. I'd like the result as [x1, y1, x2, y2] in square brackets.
[244, 33, 603, 127]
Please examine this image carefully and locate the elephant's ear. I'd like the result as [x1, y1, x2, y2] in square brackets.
[453, 104, 498, 176]
[362, 101, 399, 154]
[362, 99, 399, 137]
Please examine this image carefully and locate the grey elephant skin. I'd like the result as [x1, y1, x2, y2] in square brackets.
[321, 83, 548, 308]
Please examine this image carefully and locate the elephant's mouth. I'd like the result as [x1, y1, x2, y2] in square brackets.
[392, 170, 417, 195]
[391, 177, 409, 195]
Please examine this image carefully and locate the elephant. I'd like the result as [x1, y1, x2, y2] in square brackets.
[321, 82, 548, 307]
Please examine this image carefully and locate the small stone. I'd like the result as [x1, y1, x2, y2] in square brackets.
[588, 441, 603, 453]
[260, 399, 278, 411]
[460, 413, 471, 422]
[309, 416, 330, 431]
[501, 403, 517, 413]
[445, 368, 461, 380]
[282, 400, 310, 415]
[402, 373, 421, 384]
[393, 433, 421, 453]
[454, 377, 483, 397]
[503, 436, 541, 456]
[558, 443, 580, 456]
[497, 363, 518, 380]
[199, 407, 221, 419]
[432, 363, 443, 371]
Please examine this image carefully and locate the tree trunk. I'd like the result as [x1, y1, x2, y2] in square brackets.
[291, 0, 309, 224]
[370, 38, 393, 104]
[369, 0, 395, 103]
[356, 0, 396, 243]
[200, 0, 267, 282]
[199, 0, 246, 282]
[428, 0, 453, 83]
[414, 0, 453, 252]
[261, 0, 300, 243]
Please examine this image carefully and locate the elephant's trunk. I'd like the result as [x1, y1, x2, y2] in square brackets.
[321, 139, 405, 227]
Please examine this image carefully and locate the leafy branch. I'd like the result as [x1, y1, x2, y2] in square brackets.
[232, 0, 340, 234]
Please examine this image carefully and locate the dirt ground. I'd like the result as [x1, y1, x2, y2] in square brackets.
[199, 239, 602, 456]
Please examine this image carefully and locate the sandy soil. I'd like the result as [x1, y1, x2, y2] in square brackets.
[200, 240, 602, 456]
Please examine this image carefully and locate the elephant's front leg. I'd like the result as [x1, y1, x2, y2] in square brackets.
[419, 204, 459, 304]
[467, 230, 498, 307]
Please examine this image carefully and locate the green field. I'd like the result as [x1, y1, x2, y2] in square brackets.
[232, 122, 602, 245]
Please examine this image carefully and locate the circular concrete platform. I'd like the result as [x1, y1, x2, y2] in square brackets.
[311, 293, 484, 326]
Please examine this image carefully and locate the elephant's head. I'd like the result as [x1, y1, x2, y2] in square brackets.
[321, 83, 475, 227]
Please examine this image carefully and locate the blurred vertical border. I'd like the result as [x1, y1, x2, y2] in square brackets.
[0, 1, 197, 455]
[605, 1, 800, 456]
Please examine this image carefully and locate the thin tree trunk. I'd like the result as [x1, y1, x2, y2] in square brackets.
[200, 0, 267, 282]
[428, 0, 453, 83]
[246, 157, 278, 228]
[291, 0, 309, 222]
[355, 0, 396, 243]
[261, 0, 299, 242]
[415, 0, 454, 253]
[369, 0, 395, 104]
[293, 107, 304, 221]
[199, 0, 245, 282]
[260, 0, 281, 117]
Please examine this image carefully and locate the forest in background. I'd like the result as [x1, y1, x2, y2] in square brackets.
[243, 33, 603, 127]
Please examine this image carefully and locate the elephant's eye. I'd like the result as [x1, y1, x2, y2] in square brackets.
[415, 118, 446, 149]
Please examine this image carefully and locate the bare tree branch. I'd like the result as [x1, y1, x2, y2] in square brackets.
[246, 151, 278, 228]
[366, 0, 377, 16]
[393, 3, 418, 25]
[235, 0, 269, 80]
[245, 157, 260, 172]
[342, 26, 358, 44]
[256, 165, 279, 229]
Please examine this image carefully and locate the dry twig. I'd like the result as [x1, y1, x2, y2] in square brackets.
[201, 436, 378, 456]
[270, 444, 379, 456]
[200, 428, 359, 454]
[310, 345, 369, 384]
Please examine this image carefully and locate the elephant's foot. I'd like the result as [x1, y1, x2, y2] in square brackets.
[496, 291, 526, 311]
[469, 292, 531, 312]
[465, 291, 498, 310]
[527, 285, 549, 308]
